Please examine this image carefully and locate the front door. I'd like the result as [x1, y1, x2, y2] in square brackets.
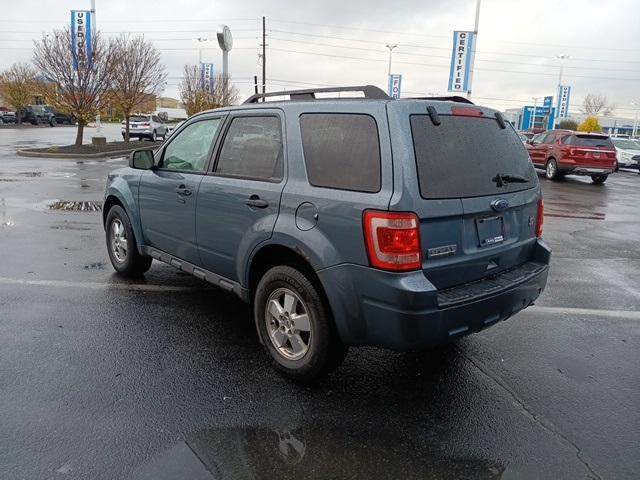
[139, 117, 223, 263]
[196, 112, 286, 282]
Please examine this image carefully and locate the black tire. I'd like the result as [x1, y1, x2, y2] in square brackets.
[0, 118, 4, 125]
[591, 175, 608, 184]
[254, 266, 348, 383]
[151, 130, 157, 142]
[105, 205, 152, 276]
[545, 158, 559, 180]
[49, 117, 57, 127]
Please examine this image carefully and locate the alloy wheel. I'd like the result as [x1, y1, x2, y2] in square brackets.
[110, 218, 128, 263]
[265, 288, 312, 361]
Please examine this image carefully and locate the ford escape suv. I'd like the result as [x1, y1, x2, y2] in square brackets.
[104, 85, 551, 382]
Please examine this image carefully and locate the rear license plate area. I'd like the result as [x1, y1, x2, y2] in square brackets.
[476, 216, 504, 246]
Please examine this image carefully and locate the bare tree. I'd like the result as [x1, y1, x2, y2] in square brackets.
[0, 63, 38, 123]
[33, 29, 118, 146]
[179, 64, 238, 116]
[582, 93, 615, 116]
[111, 35, 166, 142]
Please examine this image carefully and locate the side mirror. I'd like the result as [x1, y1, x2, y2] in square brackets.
[129, 149, 155, 170]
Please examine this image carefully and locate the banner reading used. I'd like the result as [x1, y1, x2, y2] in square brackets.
[71, 10, 93, 71]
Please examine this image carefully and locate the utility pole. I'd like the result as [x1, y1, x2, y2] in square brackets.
[254, 75, 259, 95]
[385, 44, 397, 89]
[466, 0, 481, 100]
[261, 16, 266, 96]
[531, 97, 540, 130]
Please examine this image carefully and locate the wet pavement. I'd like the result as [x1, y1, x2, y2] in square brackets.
[0, 127, 639, 479]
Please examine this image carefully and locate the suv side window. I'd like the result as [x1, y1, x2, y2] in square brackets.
[152, 115, 160, 123]
[561, 135, 573, 145]
[541, 132, 556, 144]
[215, 116, 283, 181]
[300, 113, 381, 193]
[161, 118, 222, 172]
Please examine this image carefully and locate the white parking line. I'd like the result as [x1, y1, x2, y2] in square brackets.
[527, 305, 640, 320]
[0, 276, 207, 292]
[1, 276, 638, 319]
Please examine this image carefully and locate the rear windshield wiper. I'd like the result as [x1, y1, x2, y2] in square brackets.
[492, 173, 530, 187]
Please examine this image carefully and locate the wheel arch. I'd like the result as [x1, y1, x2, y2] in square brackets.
[103, 187, 145, 254]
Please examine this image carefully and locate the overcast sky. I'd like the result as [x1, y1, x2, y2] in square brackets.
[1, 0, 639, 117]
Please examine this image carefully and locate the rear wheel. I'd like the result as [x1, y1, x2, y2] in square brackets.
[49, 117, 57, 127]
[151, 130, 157, 142]
[105, 205, 152, 276]
[0, 118, 4, 125]
[545, 158, 559, 180]
[591, 175, 608, 184]
[254, 266, 348, 383]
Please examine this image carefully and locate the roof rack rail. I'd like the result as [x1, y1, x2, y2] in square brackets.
[409, 95, 474, 105]
[243, 85, 390, 104]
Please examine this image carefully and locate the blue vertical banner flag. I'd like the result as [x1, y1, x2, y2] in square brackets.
[557, 86, 571, 118]
[200, 63, 215, 92]
[388, 74, 402, 99]
[448, 31, 475, 93]
[70, 10, 93, 71]
[543, 96, 553, 113]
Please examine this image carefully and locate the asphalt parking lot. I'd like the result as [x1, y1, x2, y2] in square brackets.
[1, 126, 639, 479]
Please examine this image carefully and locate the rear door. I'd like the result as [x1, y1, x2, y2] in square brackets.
[196, 110, 286, 282]
[388, 102, 540, 290]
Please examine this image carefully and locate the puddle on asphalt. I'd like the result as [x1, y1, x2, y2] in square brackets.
[131, 427, 505, 480]
[48, 200, 103, 212]
[83, 262, 106, 270]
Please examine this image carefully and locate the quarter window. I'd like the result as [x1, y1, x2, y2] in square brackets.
[300, 113, 381, 193]
[161, 118, 222, 172]
[215, 116, 283, 181]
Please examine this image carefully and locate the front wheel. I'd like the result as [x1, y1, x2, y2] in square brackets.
[105, 205, 152, 276]
[545, 158, 559, 180]
[254, 266, 348, 383]
[591, 175, 608, 184]
[151, 130, 157, 142]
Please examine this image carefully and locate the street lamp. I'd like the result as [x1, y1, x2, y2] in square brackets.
[531, 96, 540, 130]
[385, 44, 397, 84]
[554, 54, 571, 124]
[192, 37, 209, 64]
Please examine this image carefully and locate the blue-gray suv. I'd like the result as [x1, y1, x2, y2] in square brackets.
[104, 85, 551, 382]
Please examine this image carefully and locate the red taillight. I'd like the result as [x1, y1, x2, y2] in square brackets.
[536, 199, 544, 238]
[141, 122, 150, 127]
[451, 106, 485, 117]
[363, 210, 422, 272]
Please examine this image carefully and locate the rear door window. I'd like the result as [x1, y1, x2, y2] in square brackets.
[300, 113, 381, 193]
[574, 135, 614, 148]
[410, 115, 537, 199]
[215, 116, 283, 182]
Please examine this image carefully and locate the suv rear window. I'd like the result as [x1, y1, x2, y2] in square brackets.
[130, 115, 149, 122]
[574, 135, 613, 148]
[410, 115, 537, 199]
[300, 113, 381, 193]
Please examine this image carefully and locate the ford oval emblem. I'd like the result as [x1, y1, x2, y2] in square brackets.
[491, 198, 509, 212]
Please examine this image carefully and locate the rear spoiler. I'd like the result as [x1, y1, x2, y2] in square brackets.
[409, 96, 474, 104]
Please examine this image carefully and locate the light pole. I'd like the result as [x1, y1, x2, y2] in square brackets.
[554, 54, 571, 125]
[193, 37, 209, 64]
[386, 44, 397, 87]
[631, 101, 639, 137]
[531, 97, 540, 131]
[466, 0, 481, 100]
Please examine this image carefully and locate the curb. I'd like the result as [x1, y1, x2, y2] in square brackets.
[16, 147, 145, 160]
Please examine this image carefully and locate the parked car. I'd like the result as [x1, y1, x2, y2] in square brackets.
[0, 107, 16, 124]
[526, 129, 617, 183]
[121, 114, 168, 141]
[43, 107, 76, 125]
[165, 120, 185, 138]
[17, 105, 56, 126]
[611, 137, 640, 170]
[104, 85, 550, 381]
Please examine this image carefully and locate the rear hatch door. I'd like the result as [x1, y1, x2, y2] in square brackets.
[387, 102, 540, 290]
[572, 134, 616, 167]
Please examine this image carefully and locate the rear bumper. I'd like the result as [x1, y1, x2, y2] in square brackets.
[318, 239, 551, 350]
[569, 167, 614, 175]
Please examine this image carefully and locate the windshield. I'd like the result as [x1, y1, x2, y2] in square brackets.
[410, 115, 537, 199]
[612, 138, 640, 150]
[574, 135, 614, 148]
